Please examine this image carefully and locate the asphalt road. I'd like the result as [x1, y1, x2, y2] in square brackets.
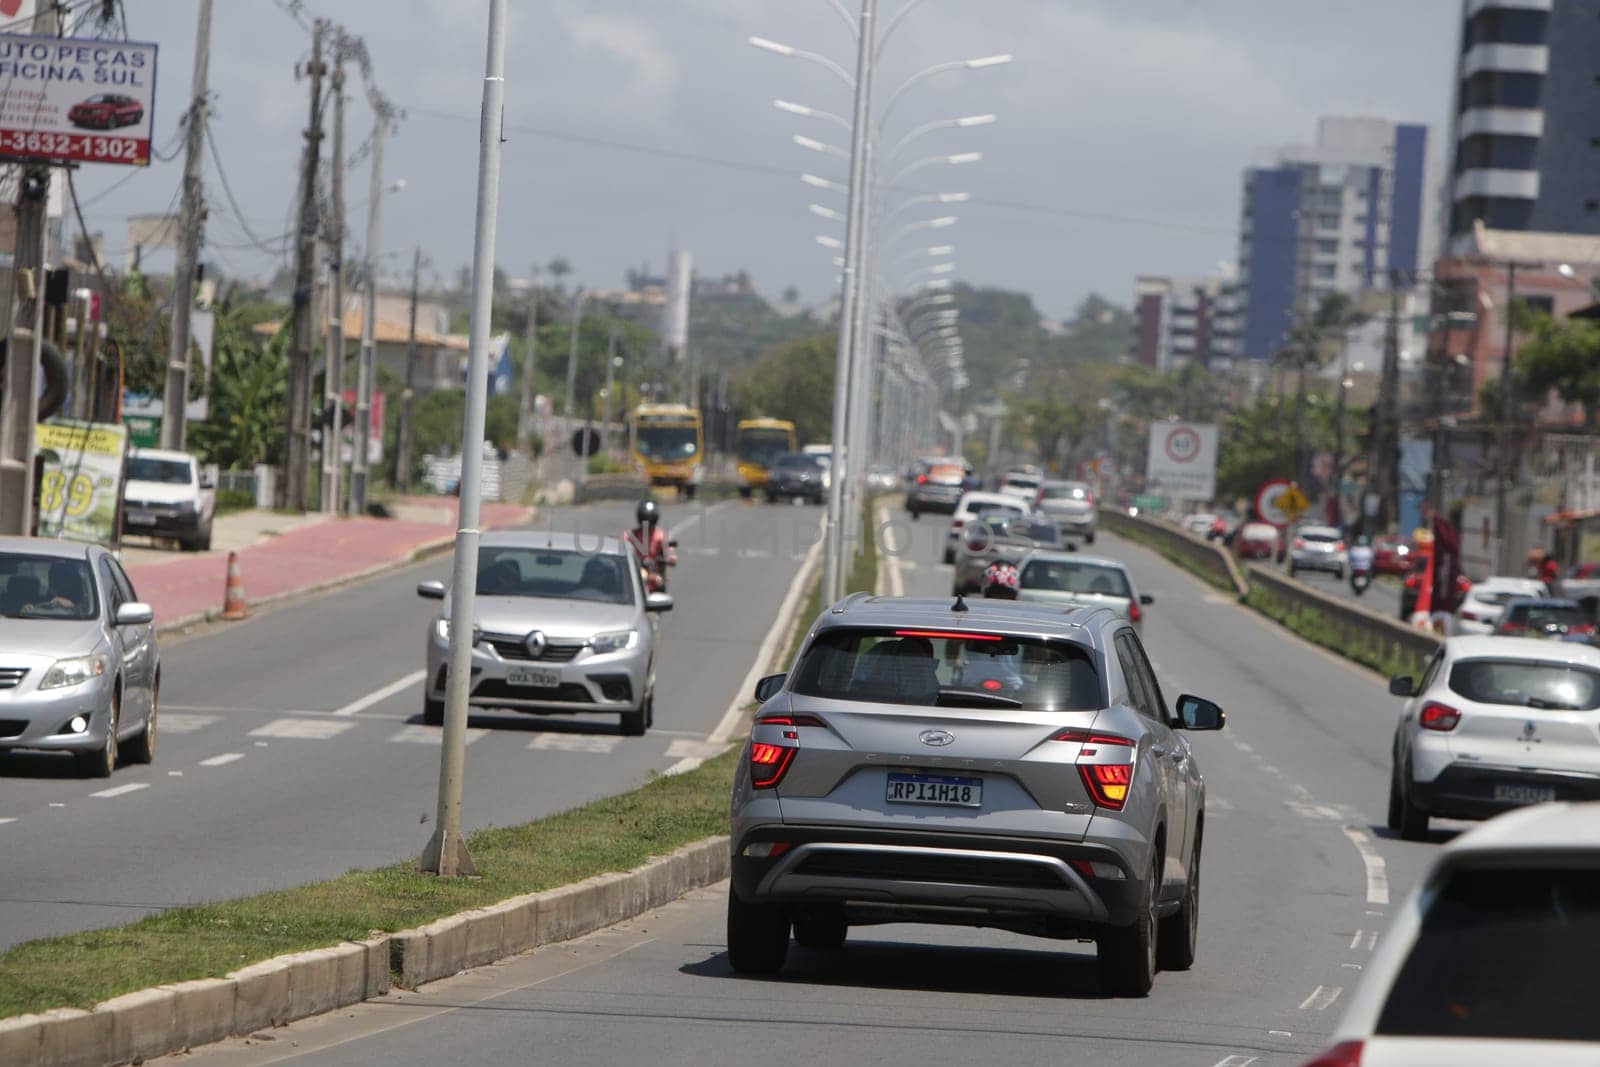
[0, 497, 824, 949]
[166, 513, 1465, 1067]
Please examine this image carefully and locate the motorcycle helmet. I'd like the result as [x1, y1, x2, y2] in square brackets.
[637, 498, 660, 526]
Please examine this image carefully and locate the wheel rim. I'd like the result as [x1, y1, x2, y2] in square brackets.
[103, 697, 118, 772]
[1145, 860, 1159, 974]
[1186, 852, 1200, 953]
[146, 687, 158, 757]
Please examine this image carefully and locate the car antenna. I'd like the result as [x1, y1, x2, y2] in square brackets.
[952, 593, 969, 613]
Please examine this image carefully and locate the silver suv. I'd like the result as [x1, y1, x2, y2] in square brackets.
[417, 532, 672, 735]
[727, 594, 1226, 996]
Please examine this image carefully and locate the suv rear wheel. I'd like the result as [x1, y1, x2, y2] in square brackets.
[1097, 853, 1158, 996]
[1157, 840, 1199, 971]
[726, 884, 789, 973]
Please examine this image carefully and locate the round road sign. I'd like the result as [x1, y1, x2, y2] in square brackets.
[1255, 478, 1309, 528]
[1164, 425, 1202, 464]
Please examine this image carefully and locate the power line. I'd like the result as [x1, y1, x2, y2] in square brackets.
[205, 122, 293, 256]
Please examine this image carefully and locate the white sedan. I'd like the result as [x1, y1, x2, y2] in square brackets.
[1453, 576, 1548, 634]
[1300, 802, 1600, 1066]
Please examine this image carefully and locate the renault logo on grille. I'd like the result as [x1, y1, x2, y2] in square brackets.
[919, 729, 955, 747]
[524, 630, 548, 658]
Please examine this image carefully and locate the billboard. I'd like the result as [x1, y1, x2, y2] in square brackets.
[0, 34, 158, 166]
[1145, 421, 1218, 502]
[35, 418, 127, 545]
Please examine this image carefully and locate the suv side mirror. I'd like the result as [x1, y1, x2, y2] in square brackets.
[417, 580, 447, 600]
[754, 673, 787, 703]
[1139, 594, 1155, 605]
[645, 592, 674, 613]
[1175, 693, 1225, 731]
[1388, 676, 1416, 698]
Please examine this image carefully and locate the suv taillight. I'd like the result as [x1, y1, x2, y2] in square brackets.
[1300, 1042, 1363, 1067]
[1052, 729, 1136, 810]
[1128, 600, 1142, 623]
[917, 474, 928, 484]
[1419, 701, 1460, 732]
[749, 742, 795, 789]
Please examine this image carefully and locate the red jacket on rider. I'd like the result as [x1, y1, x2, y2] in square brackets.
[626, 525, 676, 590]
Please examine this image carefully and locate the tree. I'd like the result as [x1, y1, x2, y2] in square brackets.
[781, 285, 800, 305]
[190, 310, 289, 470]
[545, 257, 573, 293]
[1276, 293, 1367, 482]
[733, 334, 836, 445]
[1517, 311, 1600, 427]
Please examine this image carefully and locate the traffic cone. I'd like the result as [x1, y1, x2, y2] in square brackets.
[221, 551, 248, 620]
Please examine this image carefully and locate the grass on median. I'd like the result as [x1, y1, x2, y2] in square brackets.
[0, 748, 739, 1020]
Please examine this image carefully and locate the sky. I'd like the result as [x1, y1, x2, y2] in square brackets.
[70, 0, 1462, 320]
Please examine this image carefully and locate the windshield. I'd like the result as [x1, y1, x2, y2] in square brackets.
[1376, 867, 1600, 1042]
[737, 429, 793, 466]
[635, 425, 700, 461]
[790, 627, 1101, 711]
[1505, 604, 1586, 630]
[773, 452, 823, 470]
[1021, 559, 1132, 599]
[1448, 659, 1600, 710]
[1042, 482, 1089, 500]
[1300, 530, 1340, 543]
[0, 553, 97, 620]
[474, 547, 634, 605]
[962, 499, 1022, 519]
[127, 457, 192, 484]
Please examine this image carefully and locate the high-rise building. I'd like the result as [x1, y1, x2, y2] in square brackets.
[1237, 116, 1430, 362]
[1131, 273, 1241, 370]
[1445, 0, 1600, 252]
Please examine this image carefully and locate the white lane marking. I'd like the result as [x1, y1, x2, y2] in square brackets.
[1364, 930, 1378, 952]
[167, 771, 183, 777]
[684, 546, 721, 557]
[388, 725, 487, 746]
[1341, 826, 1391, 906]
[736, 548, 774, 560]
[708, 519, 825, 747]
[159, 713, 219, 734]
[335, 670, 428, 716]
[254, 741, 269, 747]
[1259, 764, 1283, 776]
[1268, 1030, 1293, 1038]
[199, 753, 245, 767]
[1341, 963, 1363, 971]
[1235, 741, 1255, 754]
[665, 738, 725, 761]
[1290, 783, 1312, 798]
[1287, 801, 1344, 821]
[875, 501, 906, 598]
[1208, 796, 1235, 812]
[527, 734, 618, 754]
[49, 802, 65, 808]
[667, 500, 733, 541]
[1348, 930, 1363, 951]
[249, 718, 357, 740]
[0, 817, 15, 826]
[1298, 985, 1342, 1011]
[90, 782, 150, 799]
[1213, 1057, 1259, 1067]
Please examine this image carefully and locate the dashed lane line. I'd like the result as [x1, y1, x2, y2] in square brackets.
[0, 817, 15, 826]
[527, 734, 619, 754]
[1298, 985, 1343, 1011]
[90, 782, 150, 799]
[1212, 1057, 1259, 1067]
[249, 718, 358, 741]
[198, 753, 245, 767]
[334, 670, 428, 716]
[1341, 826, 1391, 906]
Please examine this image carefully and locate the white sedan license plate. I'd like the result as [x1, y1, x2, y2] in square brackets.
[126, 509, 155, 524]
[887, 772, 982, 808]
[1493, 782, 1556, 804]
[507, 667, 560, 689]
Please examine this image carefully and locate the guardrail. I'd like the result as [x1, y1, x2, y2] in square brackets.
[1097, 508, 1248, 597]
[1243, 563, 1440, 680]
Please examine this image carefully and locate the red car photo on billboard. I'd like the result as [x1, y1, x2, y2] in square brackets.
[67, 93, 143, 130]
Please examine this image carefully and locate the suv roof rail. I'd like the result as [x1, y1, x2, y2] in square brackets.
[830, 590, 874, 614]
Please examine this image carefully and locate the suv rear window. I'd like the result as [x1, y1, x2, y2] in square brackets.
[790, 627, 1101, 711]
[1506, 603, 1585, 629]
[1021, 560, 1131, 598]
[1448, 659, 1600, 710]
[1376, 867, 1600, 1042]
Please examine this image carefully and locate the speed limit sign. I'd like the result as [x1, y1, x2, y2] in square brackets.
[1145, 422, 1218, 501]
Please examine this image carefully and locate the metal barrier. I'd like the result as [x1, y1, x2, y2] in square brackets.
[1243, 564, 1440, 680]
[1097, 508, 1248, 597]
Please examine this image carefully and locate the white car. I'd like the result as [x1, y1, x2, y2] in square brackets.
[1386, 636, 1600, 841]
[1287, 524, 1347, 579]
[1454, 576, 1549, 634]
[1181, 513, 1217, 538]
[121, 448, 216, 551]
[1301, 802, 1600, 1066]
[943, 491, 1031, 565]
[996, 471, 1042, 503]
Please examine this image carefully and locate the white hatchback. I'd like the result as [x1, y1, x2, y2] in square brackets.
[1386, 636, 1600, 841]
[943, 491, 1031, 565]
[1454, 576, 1549, 634]
[1300, 803, 1600, 1066]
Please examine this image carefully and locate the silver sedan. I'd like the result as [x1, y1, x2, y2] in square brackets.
[0, 537, 159, 777]
[418, 531, 672, 736]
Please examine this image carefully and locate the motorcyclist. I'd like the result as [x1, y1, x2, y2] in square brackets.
[1348, 534, 1375, 595]
[955, 562, 1025, 690]
[625, 498, 676, 593]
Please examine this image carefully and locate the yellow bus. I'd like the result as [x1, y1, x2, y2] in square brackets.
[734, 418, 797, 498]
[632, 403, 704, 498]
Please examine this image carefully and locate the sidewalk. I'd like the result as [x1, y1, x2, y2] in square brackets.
[124, 499, 532, 630]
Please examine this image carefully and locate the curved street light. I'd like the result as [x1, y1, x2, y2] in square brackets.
[793, 133, 851, 160]
[749, 35, 856, 89]
[810, 202, 847, 222]
[883, 191, 969, 225]
[884, 151, 981, 190]
[883, 214, 958, 249]
[891, 243, 955, 264]
[878, 54, 1013, 129]
[775, 98, 852, 132]
[801, 172, 847, 194]
[882, 113, 996, 164]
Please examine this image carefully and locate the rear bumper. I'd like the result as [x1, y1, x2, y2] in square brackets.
[731, 824, 1145, 930]
[1289, 553, 1343, 572]
[1411, 762, 1600, 821]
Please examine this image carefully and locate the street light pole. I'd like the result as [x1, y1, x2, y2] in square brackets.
[420, 0, 508, 879]
[1495, 261, 1520, 574]
[395, 245, 421, 493]
[348, 111, 388, 516]
[320, 41, 347, 515]
[160, 0, 212, 452]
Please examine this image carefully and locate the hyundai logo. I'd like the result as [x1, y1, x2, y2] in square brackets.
[524, 630, 548, 658]
[919, 729, 955, 747]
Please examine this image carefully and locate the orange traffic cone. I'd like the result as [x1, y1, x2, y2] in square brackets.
[221, 551, 248, 620]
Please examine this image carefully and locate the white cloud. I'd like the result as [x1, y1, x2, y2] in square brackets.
[563, 12, 681, 105]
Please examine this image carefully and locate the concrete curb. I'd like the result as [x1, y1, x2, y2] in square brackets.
[0, 837, 730, 1066]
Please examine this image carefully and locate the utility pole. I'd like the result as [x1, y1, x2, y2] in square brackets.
[320, 38, 347, 514]
[349, 104, 389, 515]
[282, 21, 327, 512]
[562, 288, 584, 421]
[421, 0, 508, 879]
[1495, 260, 1522, 574]
[160, 0, 213, 452]
[1372, 273, 1403, 534]
[395, 245, 421, 493]
[0, 1, 59, 535]
[517, 268, 538, 453]
[823, 0, 877, 603]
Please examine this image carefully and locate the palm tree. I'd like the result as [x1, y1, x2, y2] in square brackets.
[545, 257, 573, 294]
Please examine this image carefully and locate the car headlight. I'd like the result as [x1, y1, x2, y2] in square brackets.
[39, 653, 109, 690]
[590, 629, 637, 655]
[434, 618, 482, 645]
